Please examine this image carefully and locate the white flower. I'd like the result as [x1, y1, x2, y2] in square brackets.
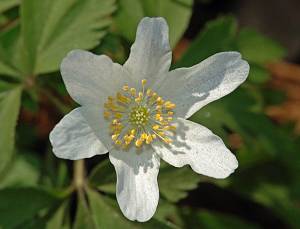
[49, 17, 249, 222]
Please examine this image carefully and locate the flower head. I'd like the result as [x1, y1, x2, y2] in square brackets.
[50, 17, 249, 222]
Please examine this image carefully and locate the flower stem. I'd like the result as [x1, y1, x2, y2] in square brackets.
[42, 89, 71, 114]
[73, 159, 85, 190]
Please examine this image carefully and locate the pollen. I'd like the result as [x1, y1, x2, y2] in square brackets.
[103, 79, 176, 148]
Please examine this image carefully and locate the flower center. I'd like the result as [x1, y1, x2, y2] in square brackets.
[103, 79, 176, 148]
[129, 106, 149, 127]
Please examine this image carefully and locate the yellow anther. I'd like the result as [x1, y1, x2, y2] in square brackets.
[165, 103, 176, 110]
[163, 138, 172, 144]
[155, 114, 163, 121]
[135, 139, 143, 147]
[156, 105, 162, 110]
[142, 79, 147, 86]
[114, 113, 123, 119]
[168, 111, 174, 116]
[146, 89, 152, 96]
[105, 80, 176, 148]
[141, 133, 148, 140]
[122, 85, 129, 91]
[124, 135, 134, 145]
[130, 88, 136, 96]
[152, 125, 160, 130]
[158, 132, 165, 137]
[112, 134, 119, 141]
[163, 125, 176, 131]
[104, 111, 110, 119]
[115, 140, 122, 145]
[157, 97, 162, 102]
[135, 97, 142, 103]
[167, 117, 173, 121]
[112, 119, 119, 125]
[130, 129, 136, 135]
[117, 92, 130, 103]
[146, 135, 153, 144]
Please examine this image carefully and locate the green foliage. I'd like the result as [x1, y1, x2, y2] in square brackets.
[0, 0, 19, 14]
[0, 24, 22, 78]
[0, 86, 22, 174]
[183, 209, 259, 229]
[0, 1, 298, 228]
[0, 153, 40, 188]
[237, 28, 286, 64]
[0, 187, 59, 228]
[175, 16, 237, 67]
[159, 162, 200, 202]
[20, 0, 116, 75]
[114, 0, 193, 47]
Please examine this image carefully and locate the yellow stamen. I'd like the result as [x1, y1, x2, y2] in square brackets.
[163, 138, 172, 144]
[146, 135, 153, 144]
[105, 81, 176, 148]
[130, 88, 136, 96]
[135, 139, 143, 147]
[142, 79, 147, 86]
[112, 134, 119, 141]
[114, 113, 123, 119]
[130, 129, 136, 135]
[141, 133, 148, 140]
[122, 85, 129, 91]
[115, 140, 122, 145]
[152, 125, 160, 130]
[104, 111, 110, 119]
[112, 119, 119, 125]
[168, 111, 174, 116]
[146, 89, 152, 96]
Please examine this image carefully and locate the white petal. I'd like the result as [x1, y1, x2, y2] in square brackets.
[156, 52, 249, 118]
[109, 147, 160, 222]
[79, 105, 113, 150]
[61, 50, 131, 106]
[49, 108, 107, 160]
[124, 17, 172, 87]
[152, 118, 238, 179]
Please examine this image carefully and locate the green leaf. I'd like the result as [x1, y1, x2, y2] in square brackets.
[0, 153, 40, 188]
[20, 0, 116, 75]
[176, 16, 237, 67]
[0, 86, 22, 174]
[159, 163, 200, 202]
[74, 191, 96, 229]
[46, 202, 69, 229]
[113, 0, 144, 42]
[89, 159, 116, 194]
[87, 189, 134, 228]
[190, 87, 297, 172]
[0, 0, 19, 14]
[0, 80, 18, 93]
[0, 24, 22, 78]
[86, 189, 175, 228]
[248, 64, 270, 84]
[0, 187, 59, 228]
[114, 0, 192, 47]
[183, 209, 259, 229]
[237, 28, 286, 64]
[141, 0, 193, 48]
[252, 184, 300, 228]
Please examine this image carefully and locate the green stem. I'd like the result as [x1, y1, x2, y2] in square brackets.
[74, 159, 85, 190]
[42, 89, 71, 114]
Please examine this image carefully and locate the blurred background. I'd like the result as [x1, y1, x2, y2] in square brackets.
[0, 0, 299, 228]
